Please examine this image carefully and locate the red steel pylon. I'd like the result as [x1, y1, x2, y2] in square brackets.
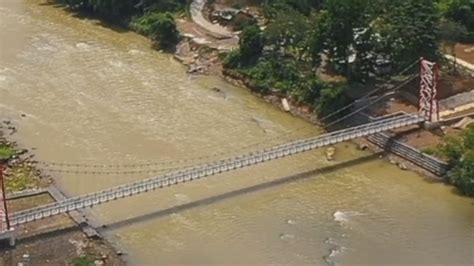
[419, 58, 440, 122]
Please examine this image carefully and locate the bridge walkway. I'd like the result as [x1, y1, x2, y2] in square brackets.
[8, 113, 424, 226]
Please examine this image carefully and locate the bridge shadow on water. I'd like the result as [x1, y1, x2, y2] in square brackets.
[12, 153, 382, 246]
[99, 152, 383, 233]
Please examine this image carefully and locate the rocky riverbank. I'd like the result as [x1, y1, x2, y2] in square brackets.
[218, 65, 447, 181]
[0, 121, 126, 265]
[173, 0, 456, 183]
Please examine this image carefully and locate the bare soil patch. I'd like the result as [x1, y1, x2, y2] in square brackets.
[454, 43, 474, 64]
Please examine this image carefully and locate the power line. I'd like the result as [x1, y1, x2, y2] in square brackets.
[34, 61, 421, 171]
[34, 128, 318, 170]
[318, 60, 420, 123]
[324, 74, 418, 128]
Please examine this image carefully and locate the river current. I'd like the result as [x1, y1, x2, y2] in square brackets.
[0, 0, 473, 265]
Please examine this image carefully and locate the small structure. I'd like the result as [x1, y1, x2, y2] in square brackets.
[210, 8, 255, 29]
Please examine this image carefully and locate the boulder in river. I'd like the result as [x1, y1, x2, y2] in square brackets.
[398, 163, 408, 170]
[281, 98, 290, 112]
[325, 147, 336, 161]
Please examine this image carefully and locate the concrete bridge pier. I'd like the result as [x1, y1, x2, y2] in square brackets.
[0, 228, 16, 247]
[422, 120, 442, 130]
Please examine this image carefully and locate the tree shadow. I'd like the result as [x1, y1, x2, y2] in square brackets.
[37, 1, 130, 34]
[99, 152, 382, 232]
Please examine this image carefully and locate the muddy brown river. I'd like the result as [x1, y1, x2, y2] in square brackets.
[1, 0, 473, 265]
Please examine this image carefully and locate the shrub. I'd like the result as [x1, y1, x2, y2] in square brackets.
[437, 124, 474, 196]
[223, 50, 242, 69]
[317, 84, 350, 117]
[232, 15, 258, 31]
[131, 12, 180, 49]
[239, 24, 264, 65]
[0, 144, 15, 160]
[451, 150, 474, 196]
[72, 256, 95, 266]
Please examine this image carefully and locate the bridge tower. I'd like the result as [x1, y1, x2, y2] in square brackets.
[419, 58, 440, 122]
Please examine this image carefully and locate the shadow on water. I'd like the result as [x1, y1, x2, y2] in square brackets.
[100, 152, 383, 232]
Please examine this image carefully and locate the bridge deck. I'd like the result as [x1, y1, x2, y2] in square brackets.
[9, 113, 424, 226]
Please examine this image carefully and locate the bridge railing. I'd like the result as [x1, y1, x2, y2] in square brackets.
[9, 113, 424, 226]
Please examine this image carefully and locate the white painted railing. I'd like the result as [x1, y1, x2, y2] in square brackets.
[9, 113, 424, 226]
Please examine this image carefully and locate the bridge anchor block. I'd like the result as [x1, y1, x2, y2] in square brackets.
[0, 228, 15, 247]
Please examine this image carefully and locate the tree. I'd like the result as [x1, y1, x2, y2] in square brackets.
[239, 25, 264, 65]
[437, 124, 474, 197]
[440, 19, 468, 46]
[317, 84, 350, 117]
[378, 0, 440, 70]
[306, 11, 328, 68]
[438, 135, 465, 164]
[452, 150, 474, 196]
[264, 9, 309, 57]
[263, 0, 324, 18]
[320, 0, 369, 73]
[62, 0, 140, 18]
[441, 0, 474, 32]
[132, 12, 180, 49]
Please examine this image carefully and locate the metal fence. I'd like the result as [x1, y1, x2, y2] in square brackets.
[359, 114, 448, 177]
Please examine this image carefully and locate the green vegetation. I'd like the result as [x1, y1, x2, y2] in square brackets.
[72, 255, 95, 266]
[131, 12, 180, 50]
[5, 164, 40, 193]
[58, 0, 184, 49]
[439, 0, 474, 43]
[432, 125, 474, 197]
[0, 141, 39, 192]
[0, 144, 15, 160]
[224, 0, 442, 117]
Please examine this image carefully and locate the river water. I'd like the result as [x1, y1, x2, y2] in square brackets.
[1, 0, 473, 265]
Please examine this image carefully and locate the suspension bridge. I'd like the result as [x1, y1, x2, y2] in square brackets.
[0, 58, 440, 244]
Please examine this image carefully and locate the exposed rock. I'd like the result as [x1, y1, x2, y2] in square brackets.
[281, 98, 290, 112]
[358, 143, 369, 150]
[325, 147, 336, 161]
[279, 233, 295, 240]
[187, 63, 208, 74]
[389, 159, 397, 165]
[17, 149, 28, 155]
[300, 106, 311, 114]
[398, 163, 408, 170]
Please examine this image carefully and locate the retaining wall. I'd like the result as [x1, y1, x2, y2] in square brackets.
[358, 114, 449, 177]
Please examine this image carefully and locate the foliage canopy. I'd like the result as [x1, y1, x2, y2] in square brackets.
[436, 124, 474, 196]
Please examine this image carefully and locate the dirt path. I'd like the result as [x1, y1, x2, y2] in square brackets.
[190, 0, 235, 39]
[176, 18, 238, 51]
